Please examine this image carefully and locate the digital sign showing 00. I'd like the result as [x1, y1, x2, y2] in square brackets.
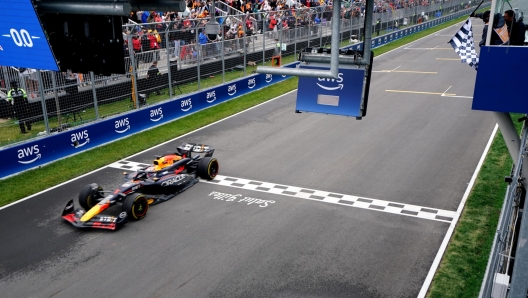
[0, 0, 58, 71]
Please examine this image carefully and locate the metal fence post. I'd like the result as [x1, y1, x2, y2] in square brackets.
[319, 18, 323, 47]
[127, 34, 140, 110]
[221, 25, 225, 84]
[89, 71, 99, 120]
[2, 67, 11, 91]
[262, 16, 266, 65]
[294, 22, 297, 61]
[243, 21, 247, 77]
[196, 28, 201, 90]
[279, 24, 283, 57]
[165, 29, 173, 98]
[36, 70, 50, 134]
[308, 11, 311, 48]
[50, 72, 62, 127]
[340, 18, 344, 45]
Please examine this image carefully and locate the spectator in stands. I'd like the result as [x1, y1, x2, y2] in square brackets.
[198, 29, 210, 59]
[152, 12, 164, 31]
[148, 30, 161, 60]
[237, 24, 246, 49]
[282, 18, 289, 30]
[140, 29, 152, 62]
[269, 14, 278, 38]
[141, 11, 150, 24]
[7, 81, 31, 134]
[227, 24, 238, 39]
[313, 14, 321, 35]
[132, 36, 142, 53]
[504, 9, 526, 46]
[246, 24, 255, 45]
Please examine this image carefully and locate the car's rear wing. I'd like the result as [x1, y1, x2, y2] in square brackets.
[177, 143, 214, 157]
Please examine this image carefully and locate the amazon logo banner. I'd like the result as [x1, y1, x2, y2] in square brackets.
[296, 65, 366, 117]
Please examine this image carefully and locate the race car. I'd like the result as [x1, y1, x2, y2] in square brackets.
[61, 143, 219, 230]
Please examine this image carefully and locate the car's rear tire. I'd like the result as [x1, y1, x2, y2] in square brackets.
[78, 183, 103, 210]
[197, 157, 219, 180]
[122, 193, 149, 220]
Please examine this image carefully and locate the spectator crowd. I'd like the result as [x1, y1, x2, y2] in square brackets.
[122, 0, 466, 63]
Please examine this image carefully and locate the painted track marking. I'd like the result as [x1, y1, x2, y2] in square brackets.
[107, 161, 456, 223]
[386, 89, 457, 96]
[372, 70, 438, 74]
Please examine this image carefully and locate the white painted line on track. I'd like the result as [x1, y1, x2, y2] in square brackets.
[373, 70, 437, 74]
[403, 47, 453, 50]
[442, 85, 452, 96]
[417, 124, 499, 298]
[107, 160, 457, 223]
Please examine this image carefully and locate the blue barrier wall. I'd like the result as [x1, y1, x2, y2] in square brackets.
[342, 9, 473, 52]
[0, 9, 475, 179]
[0, 65, 297, 178]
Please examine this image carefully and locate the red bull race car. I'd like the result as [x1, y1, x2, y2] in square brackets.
[62, 143, 219, 230]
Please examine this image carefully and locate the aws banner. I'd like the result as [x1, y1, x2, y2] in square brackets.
[342, 9, 472, 52]
[0, 66, 297, 179]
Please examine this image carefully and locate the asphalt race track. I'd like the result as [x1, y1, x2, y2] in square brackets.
[0, 22, 496, 298]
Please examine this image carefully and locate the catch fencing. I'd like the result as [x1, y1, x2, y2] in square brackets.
[0, 0, 473, 148]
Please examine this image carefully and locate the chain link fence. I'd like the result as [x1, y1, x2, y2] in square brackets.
[0, 0, 469, 147]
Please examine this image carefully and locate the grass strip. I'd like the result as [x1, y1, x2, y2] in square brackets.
[427, 124, 521, 297]
[0, 11, 505, 297]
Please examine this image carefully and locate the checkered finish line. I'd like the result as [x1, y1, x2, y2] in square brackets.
[204, 175, 456, 223]
[107, 161, 456, 223]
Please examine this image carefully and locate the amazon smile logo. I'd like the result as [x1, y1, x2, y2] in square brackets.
[150, 107, 163, 122]
[18, 145, 41, 164]
[316, 73, 344, 91]
[115, 118, 130, 134]
[71, 130, 90, 148]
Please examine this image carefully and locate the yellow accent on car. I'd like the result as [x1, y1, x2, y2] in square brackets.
[80, 205, 103, 222]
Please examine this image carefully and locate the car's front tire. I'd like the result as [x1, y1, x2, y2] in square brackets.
[78, 183, 103, 210]
[122, 193, 149, 220]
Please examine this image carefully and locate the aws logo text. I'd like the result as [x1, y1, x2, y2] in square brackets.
[18, 145, 41, 164]
[228, 84, 236, 96]
[265, 74, 272, 83]
[248, 78, 256, 89]
[206, 91, 216, 103]
[181, 98, 192, 112]
[71, 130, 90, 148]
[115, 118, 130, 133]
[150, 107, 163, 122]
[316, 73, 344, 91]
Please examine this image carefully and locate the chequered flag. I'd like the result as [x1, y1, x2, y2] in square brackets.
[449, 19, 479, 70]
